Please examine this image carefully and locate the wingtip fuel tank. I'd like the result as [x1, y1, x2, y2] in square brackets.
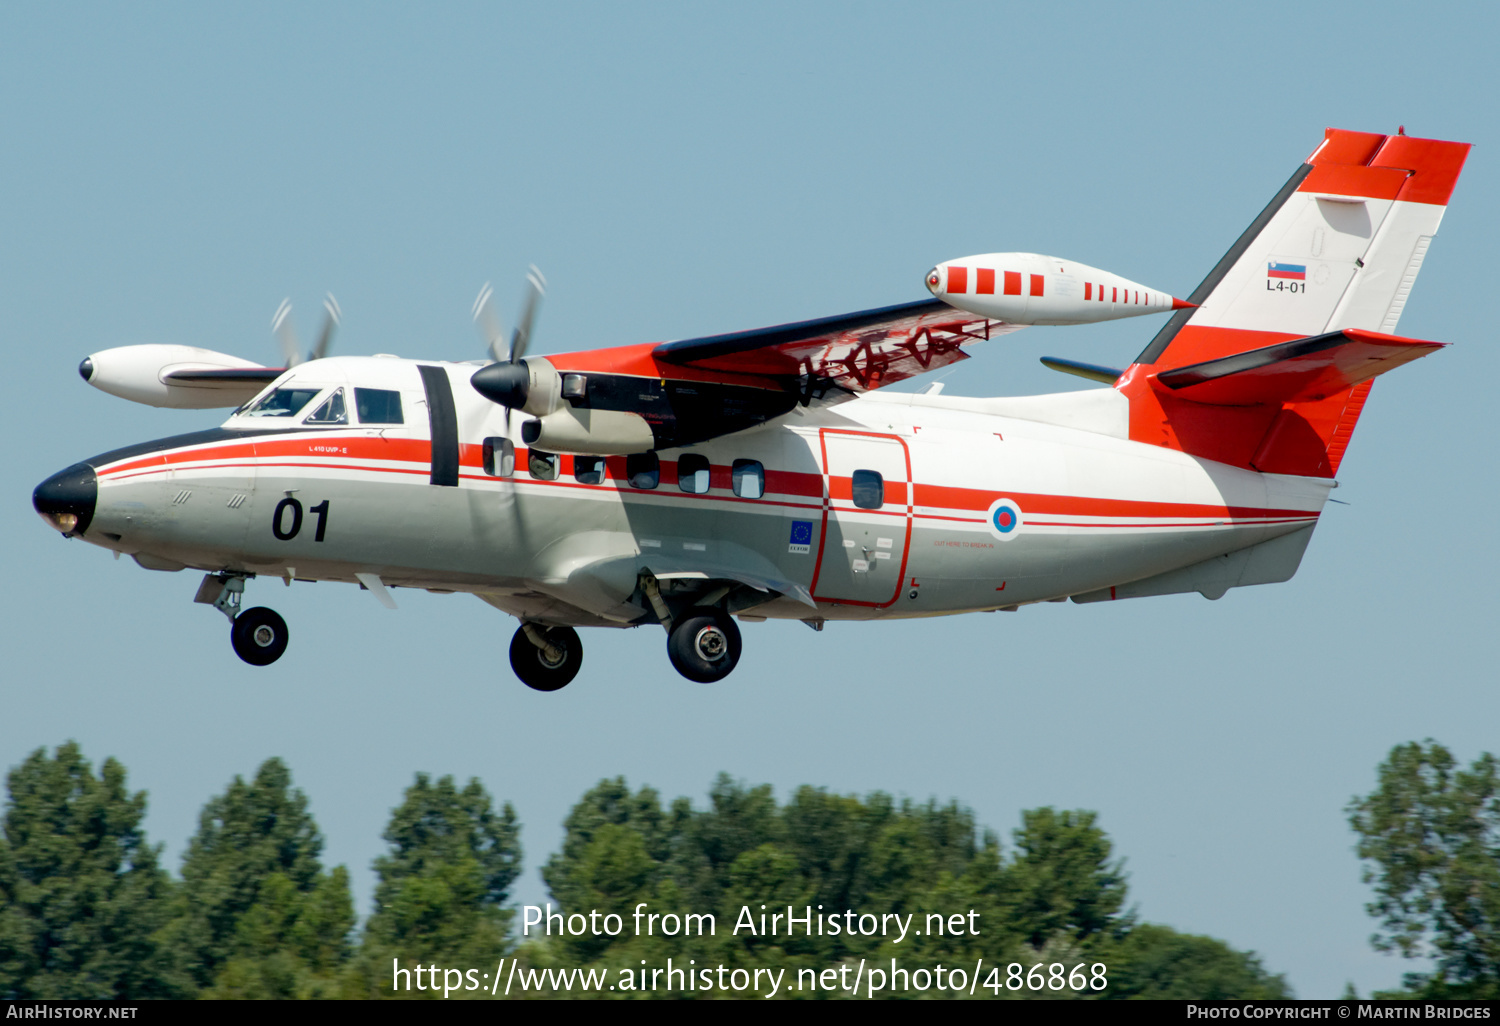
[926, 253, 1190, 325]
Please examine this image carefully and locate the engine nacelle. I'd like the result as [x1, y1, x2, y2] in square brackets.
[926, 253, 1189, 325]
[81, 345, 275, 408]
[472, 357, 656, 455]
[521, 407, 656, 456]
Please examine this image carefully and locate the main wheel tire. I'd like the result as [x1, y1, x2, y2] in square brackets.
[667, 608, 741, 683]
[509, 624, 582, 691]
[231, 607, 289, 666]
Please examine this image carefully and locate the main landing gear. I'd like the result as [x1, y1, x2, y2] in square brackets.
[196, 573, 290, 667]
[508, 606, 744, 692]
[510, 623, 583, 692]
[667, 608, 741, 683]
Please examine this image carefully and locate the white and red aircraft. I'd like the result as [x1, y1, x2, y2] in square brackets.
[34, 128, 1468, 690]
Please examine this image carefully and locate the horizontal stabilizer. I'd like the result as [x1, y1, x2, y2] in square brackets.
[1040, 356, 1123, 384]
[1152, 328, 1442, 407]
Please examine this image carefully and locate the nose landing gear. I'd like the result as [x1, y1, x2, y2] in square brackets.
[195, 573, 290, 667]
[231, 607, 289, 666]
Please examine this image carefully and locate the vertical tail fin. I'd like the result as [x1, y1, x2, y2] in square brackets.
[1117, 128, 1469, 476]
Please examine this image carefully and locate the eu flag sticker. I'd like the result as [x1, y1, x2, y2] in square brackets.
[788, 520, 813, 554]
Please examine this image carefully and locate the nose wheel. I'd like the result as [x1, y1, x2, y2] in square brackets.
[231, 606, 289, 666]
[510, 624, 583, 691]
[667, 608, 741, 683]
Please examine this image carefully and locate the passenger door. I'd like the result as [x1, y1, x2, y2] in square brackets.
[810, 429, 912, 607]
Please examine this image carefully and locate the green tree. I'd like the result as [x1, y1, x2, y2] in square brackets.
[1349, 740, 1500, 998]
[359, 773, 521, 996]
[164, 757, 354, 997]
[1005, 807, 1129, 948]
[525, 776, 1287, 1000]
[1107, 923, 1289, 999]
[0, 742, 178, 998]
[543, 777, 669, 911]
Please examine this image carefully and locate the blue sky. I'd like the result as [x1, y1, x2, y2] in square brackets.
[4, 2, 1496, 999]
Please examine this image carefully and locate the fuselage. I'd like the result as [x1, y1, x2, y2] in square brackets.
[38, 355, 1330, 628]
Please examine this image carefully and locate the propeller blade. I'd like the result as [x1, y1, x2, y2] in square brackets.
[472, 282, 506, 364]
[310, 294, 341, 362]
[272, 298, 301, 368]
[508, 265, 546, 363]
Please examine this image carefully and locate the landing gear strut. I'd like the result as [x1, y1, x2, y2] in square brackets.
[667, 607, 742, 683]
[510, 623, 583, 691]
[195, 573, 289, 667]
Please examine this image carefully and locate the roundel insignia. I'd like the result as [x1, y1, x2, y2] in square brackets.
[985, 497, 1023, 541]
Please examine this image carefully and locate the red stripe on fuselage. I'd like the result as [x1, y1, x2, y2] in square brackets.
[95, 434, 1319, 526]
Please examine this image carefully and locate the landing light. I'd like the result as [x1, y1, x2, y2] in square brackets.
[42, 511, 78, 534]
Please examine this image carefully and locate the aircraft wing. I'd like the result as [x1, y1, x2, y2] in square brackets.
[486, 298, 1023, 451]
[651, 298, 1021, 397]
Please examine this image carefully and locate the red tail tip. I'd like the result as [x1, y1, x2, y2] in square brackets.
[1171, 296, 1196, 310]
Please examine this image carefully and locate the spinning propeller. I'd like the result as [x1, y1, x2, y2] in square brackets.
[272, 293, 342, 367]
[471, 266, 547, 430]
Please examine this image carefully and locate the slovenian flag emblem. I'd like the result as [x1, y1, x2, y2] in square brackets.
[1268, 261, 1307, 280]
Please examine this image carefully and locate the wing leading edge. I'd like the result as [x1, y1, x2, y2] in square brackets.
[650, 298, 1021, 396]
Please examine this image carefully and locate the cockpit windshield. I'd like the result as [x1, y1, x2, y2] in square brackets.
[243, 387, 323, 418]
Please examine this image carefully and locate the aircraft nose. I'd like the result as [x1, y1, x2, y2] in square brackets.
[33, 462, 97, 537]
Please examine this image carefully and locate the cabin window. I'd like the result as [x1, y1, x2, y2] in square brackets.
[244, 387, 321, 418]
[677, 454, 710, 494]
[482, 437, 515, 477]
[355, 388, 404, 424]
[732, 459, 764, 499]
[626, 452, 659, 490]
[574, 455, 605, 485]
[851, 469, 884, 509]
[528, 449, 558, 481]
[303, 388, 348, 425]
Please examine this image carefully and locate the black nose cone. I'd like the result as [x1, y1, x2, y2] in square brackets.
[471, 360, 530, 409]
[33, 462, 97, 536]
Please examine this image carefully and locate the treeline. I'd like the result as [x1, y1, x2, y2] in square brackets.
[2, 742, 1294, 999]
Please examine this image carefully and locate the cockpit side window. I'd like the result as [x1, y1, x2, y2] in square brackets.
[355, 388, 404, 424]
[244, 387, 322, 418]
[303, 388, 348, 425]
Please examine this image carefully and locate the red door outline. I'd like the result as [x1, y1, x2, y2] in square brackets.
[809, 429, 913, 608]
